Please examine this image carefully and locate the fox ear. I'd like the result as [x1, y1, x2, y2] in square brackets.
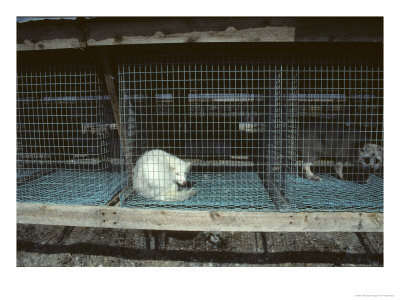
[186, 162, 191, 170]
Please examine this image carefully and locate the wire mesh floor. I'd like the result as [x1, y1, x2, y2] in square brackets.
[284, 174, 383, 212]
[122, 171, 383, 212]
[122, 172, 275, 211]
[17, 170, 122, 206]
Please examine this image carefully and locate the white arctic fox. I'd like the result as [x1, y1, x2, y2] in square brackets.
[132, 149, 197, 201]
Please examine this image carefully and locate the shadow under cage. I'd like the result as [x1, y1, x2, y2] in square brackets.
[118, 51, 383, 212]
[17, 56, 121, 206]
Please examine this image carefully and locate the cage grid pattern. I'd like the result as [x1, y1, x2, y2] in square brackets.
[17, 62, 121, 206]
[283, 60, 383, 212]
[119, 54, 383, 212]
[16, 52, 383, 212]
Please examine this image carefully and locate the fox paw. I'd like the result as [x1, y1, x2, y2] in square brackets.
[307, 175, 322, 181]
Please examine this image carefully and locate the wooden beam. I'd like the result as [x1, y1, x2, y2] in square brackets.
[97, 48, 121, 136]
[97, 48, 133, 174]
[17, 17, 383, 51]
[17, 203, 383, 232]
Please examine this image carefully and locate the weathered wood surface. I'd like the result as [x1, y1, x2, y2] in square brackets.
[97, 49, 121, 136]
[17, 17, 382, 51]
[17, 203, 383, 232]
[97, 48, 133, 173]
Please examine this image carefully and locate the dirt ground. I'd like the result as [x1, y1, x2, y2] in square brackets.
[17, 224, 383, 267]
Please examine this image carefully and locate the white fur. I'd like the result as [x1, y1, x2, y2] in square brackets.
[132, 149, 196, 201]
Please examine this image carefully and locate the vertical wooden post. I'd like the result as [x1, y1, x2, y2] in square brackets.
[97, 48, 133, 175]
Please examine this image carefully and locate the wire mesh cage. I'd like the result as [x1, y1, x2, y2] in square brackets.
[17, 57, 121, 206]
[119, 55, 277, 210]
[118, 50, 383, 213]
[283, 58, 383, 212]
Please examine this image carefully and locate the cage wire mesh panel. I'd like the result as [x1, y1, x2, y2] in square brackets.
[17, 59, 121, 206]
[119, 55, 279, 211]
[118, 52, 383, 212]
[283, 57, 383, 212]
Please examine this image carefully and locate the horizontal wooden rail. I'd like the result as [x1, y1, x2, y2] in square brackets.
[17, 203, 383, 232]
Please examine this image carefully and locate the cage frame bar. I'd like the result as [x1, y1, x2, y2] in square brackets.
[97, 48, 133, 173]
[17, 203, 383, 232]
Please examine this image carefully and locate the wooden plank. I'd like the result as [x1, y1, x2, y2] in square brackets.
[17, 17, 382, 52]
[17, 203, 383, 232]
[86, 25, 295, 46]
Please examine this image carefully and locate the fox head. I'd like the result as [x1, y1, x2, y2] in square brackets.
[171, 161, 191, 185]
[358, 144, 383, 171]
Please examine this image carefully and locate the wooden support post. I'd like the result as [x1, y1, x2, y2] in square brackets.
[97, 48, 133, 174]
